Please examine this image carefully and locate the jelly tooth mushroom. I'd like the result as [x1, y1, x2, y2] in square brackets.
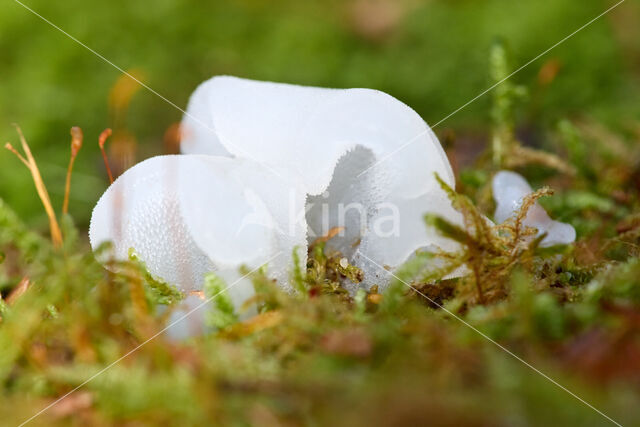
[492, 170, 576, 247]
[181, 76, 463, 290]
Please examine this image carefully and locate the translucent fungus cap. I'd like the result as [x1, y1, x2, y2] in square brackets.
[89, 155, 294, 290]
[492, 170, 576, 247]
[181, 76, 464, 290]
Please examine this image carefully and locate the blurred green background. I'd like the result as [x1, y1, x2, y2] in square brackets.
[1, 0, 638, 229]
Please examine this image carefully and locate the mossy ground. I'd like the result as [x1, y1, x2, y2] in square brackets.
[1, 39, 640, 427]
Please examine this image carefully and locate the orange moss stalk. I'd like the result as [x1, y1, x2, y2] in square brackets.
[99, 128, 114, 183]
[5, 125, 63, 248]
[63, 127, 83, 215]
[6, 276, 30, 305]
[311, 226, 345, 245]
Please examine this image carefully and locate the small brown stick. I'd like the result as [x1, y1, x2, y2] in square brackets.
[6, 125, 63, 248]
[63, 127, 83, 215]
[98, 128, 114, 183]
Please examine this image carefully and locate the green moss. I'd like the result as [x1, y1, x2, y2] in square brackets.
[203, 273, 238, 330]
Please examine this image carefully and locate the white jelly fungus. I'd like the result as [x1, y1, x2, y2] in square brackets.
[90, 76, 464, 310]
[492, 170, 576, 246]
[181, 76, 463, 291]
